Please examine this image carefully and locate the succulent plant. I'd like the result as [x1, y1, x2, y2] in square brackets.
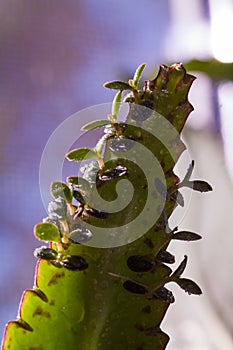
[2, 62, 212, 350]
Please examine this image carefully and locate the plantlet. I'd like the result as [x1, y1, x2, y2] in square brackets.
[2, 62, 212, 350]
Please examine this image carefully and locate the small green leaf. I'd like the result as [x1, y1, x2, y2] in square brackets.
[61, 255, 88, 271]
[123, 280, 148, 295]
[109, 137, 134, 152]
[34, 246, 58, 260]
[176, 278, 202, 295]
[103, 81, 134, 91]
[155, 178, 167, 201]
[34, 223, 60, 242]
[68, 228, 93, 244]
[85, 207, 108, 219]
[50, 181, 72, 203]
[81, 120, 111, 131]
[48, 197, 67, 220]
[172, 231, 202, 241]
[73, 190, 86, 205]
[43, 216, 60, 228]
[80, 161, 99, 183]
[185, 180, 213, 192]
[99, 165, 127, 181]
[171, 190, 184, 206]
[66, 176, 90, 189]
[156, 250, 175, 264]
[172, 255, 187, 278]
[182, 160, 195, 182]
[112, 91, 123, 119]
[184, 58, 233, 81]
[153, 287, 175, 303]
[126, 255, 155, 272]
[66, 148, 97, 162]
[95, 134, 108, 155]
[14, 319, 33, 332]
[133, 63, 146, 88]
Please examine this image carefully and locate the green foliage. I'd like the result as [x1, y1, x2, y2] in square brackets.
[81, 120, 111, 131]
[103, 81, 134, 91]
[66, 148, 98, 162]
[50, 182, 72, 204]
[2, 63, 212, 350]
[34, 223, 60, 243]
[132, 62, 146, 88]
[184, 58, 233, 81]
[111, 91, 123, 120]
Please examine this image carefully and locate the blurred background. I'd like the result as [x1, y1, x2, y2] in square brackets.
[0, 0, 233, 349]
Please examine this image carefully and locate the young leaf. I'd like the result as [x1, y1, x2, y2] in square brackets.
[50, 181, 72, 203]
[43, 216, 60, 229]
[68, 228, 93, 244]
[60, 255, 88, 271]
[172, 255, 187, 278]
[127, 255, 155, 272]
[13, 319, 33, 332]
[153, 287, 175, 303]
[123, 280, 148, 295]
[95, 134, 108, 155]
[85, 207, 109, 219]
[156, 250, 175, 264]
[48, 197, 67, 220]
[34, 246, 58, 260]
[66, 148, 97, 162]
[109, 137, 134, 152]
[175, 278, 202, 295]
[133, 62, 146, 88]
[172, 231, 202, 241]
[155, 178, 167, 201]
[182, 160, 195, 182]
[99, 165, 127, 181]
[103, 81, 134, 91]
[184, 58, 233, 81]
[81, 120, 111, 131]
[171, 190, 184, 207]
[112, 91, 122, 119]
[34, 223, 60, 242]
[66, 176, 90, 191]
[184, 180, 213, 192]
[73, 190, 86, 205]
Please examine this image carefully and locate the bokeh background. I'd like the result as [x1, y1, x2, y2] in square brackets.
[1, 0, 233, 349]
